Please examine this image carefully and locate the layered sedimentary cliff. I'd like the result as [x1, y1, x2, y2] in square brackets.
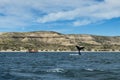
[0, 31, 120, 51]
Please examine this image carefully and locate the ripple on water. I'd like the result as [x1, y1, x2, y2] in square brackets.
[1, 52, 120, 80]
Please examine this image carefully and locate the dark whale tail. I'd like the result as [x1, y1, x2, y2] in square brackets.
[76, 45, 84, 55]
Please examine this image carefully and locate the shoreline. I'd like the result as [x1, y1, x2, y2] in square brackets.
[0, 51, 120, 53]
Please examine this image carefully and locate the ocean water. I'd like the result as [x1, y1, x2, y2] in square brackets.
[0, 52, 120, 80]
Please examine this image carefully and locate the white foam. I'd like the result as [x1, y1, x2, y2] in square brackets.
[47, 68, 64, 73]
[85, 68, 94, 71]
[69, 54, 79, 56]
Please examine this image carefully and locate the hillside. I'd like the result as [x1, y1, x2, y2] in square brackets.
[0, 31, 120, 51]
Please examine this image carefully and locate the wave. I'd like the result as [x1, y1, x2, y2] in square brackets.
[84, 68, 94, 71]
[1, 67, 117, 80]
[46, 68, 65, 73]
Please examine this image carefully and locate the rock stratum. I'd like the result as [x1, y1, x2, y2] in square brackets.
[0, 31, 120, 51]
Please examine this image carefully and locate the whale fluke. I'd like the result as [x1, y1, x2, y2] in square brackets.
[76, 45, 84, 55]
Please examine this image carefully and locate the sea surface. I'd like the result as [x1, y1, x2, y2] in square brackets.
[0, 52, 120, 80]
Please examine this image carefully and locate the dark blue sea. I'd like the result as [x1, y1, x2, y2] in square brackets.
[0, 52, 120, 80]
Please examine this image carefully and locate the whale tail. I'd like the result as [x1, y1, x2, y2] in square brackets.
[76, 45, 84, 55]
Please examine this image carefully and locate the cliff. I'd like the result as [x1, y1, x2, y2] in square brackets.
[0, 31, 120, 51]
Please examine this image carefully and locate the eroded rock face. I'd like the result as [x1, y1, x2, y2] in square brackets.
[0, 31, 120, 51]
[22, 31, 74, 46]
[66, 34, 101, 45]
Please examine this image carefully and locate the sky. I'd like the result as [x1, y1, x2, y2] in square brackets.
[0, 0, 120, 36]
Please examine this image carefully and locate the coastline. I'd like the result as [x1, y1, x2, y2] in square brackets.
[0, 50, 120, 53]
